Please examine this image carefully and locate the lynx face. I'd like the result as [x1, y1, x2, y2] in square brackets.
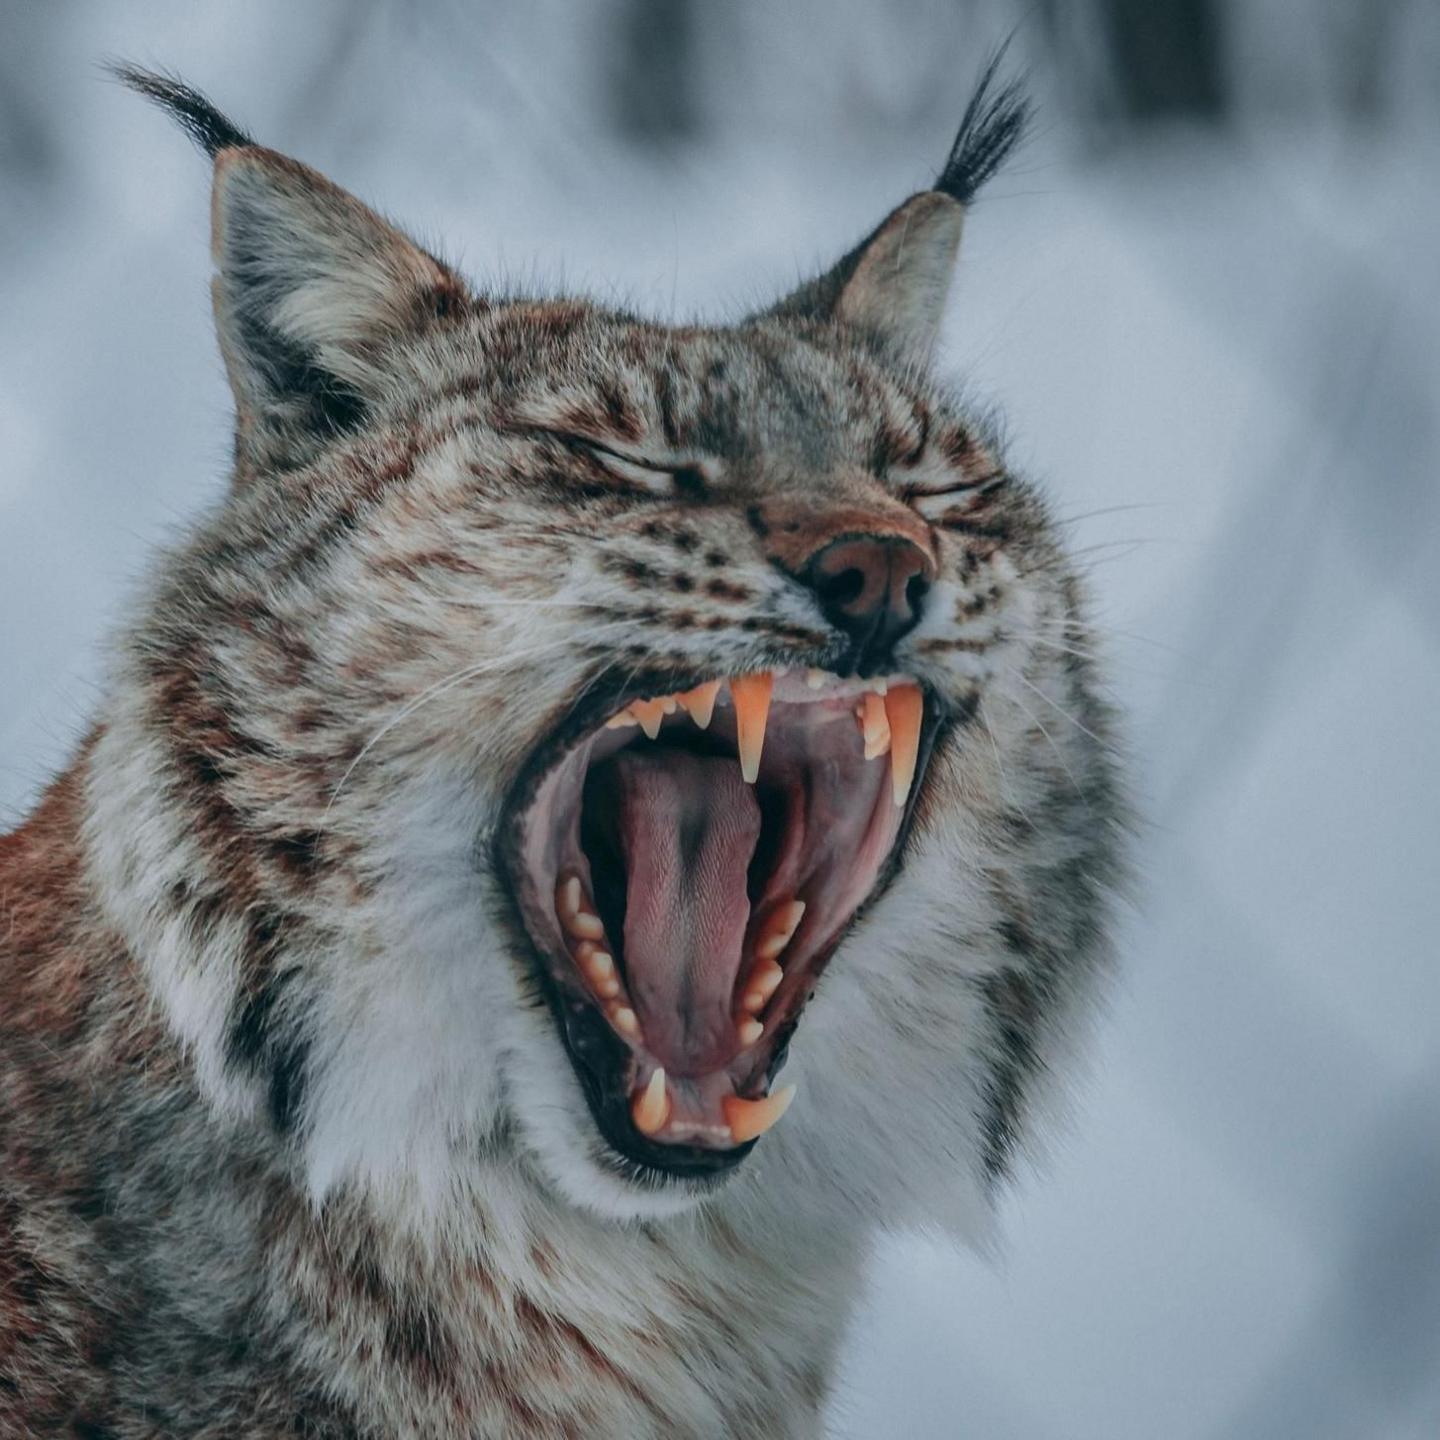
[87, 69, 1120, 1228]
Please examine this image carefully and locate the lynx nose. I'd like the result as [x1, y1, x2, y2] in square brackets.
[805, 534, 935, 669]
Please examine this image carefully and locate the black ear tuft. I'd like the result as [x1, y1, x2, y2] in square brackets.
[109, 62, 255, 158]
[934, 46, 1031, 206]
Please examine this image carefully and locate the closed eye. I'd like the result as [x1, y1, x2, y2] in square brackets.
[896, 460, 1005, 520]
[565, 435, 711, 499]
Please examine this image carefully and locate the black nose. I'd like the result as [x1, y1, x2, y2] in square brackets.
[805, 534, 934, 671]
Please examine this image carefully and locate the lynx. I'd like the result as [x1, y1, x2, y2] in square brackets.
[0, 58, 1126, 1438]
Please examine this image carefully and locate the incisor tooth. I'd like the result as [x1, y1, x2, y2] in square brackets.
[629, 698, 669, 740]
[756, 900, 805, 961]
[737, 1018, 764, 1047]
[858, 692, 890, 760]
[631, 1069, 671, 1136]
[742, 958, 785, 1012]
[678, 680, 721, 730]
[722, 1085, 797, 1144]
[805, 668, 828, 690]
[883, 684, 923, 807]
[730, 673, 774, 784]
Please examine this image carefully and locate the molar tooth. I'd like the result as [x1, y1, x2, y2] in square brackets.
[883, 684, 924, 807]
[742, 958, 785, 1012]
[611, 1005, 641, 1038]
[605, 707, 639, 729]
[678, 680, 721, 730]
[737, 1018, 764, 1047]
[729, 673, 774, 784]
[629, 698, 669, 740]
[565, 911, 605, 942]
[556, 875, 582, 919]
[756, 900, 806, 961]
[557, 875, 607, 941]
[631, 1068, 671, 1136]
[858, 692, 891, 760]
[722, 1085, 797, 1144]
[576, 942, 620, 998]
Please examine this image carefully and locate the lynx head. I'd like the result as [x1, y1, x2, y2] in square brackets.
[86, 64, 1120, 1232]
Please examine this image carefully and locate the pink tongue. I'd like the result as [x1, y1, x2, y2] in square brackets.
[609, 750, 761, 1075]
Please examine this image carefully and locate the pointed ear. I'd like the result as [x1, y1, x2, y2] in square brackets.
[210, 147, 465, 467]
[828, 192, 964, 360]
[765, 53, 1029, 363]
[112, 65, 466, 469]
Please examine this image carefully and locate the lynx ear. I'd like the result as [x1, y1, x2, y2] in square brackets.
[209, 148, 463, 464]
[767, 53, 1029, 362]
[114, 65, 465, 469]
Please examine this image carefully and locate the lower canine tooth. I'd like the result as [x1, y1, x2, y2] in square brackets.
[723, 1085, 797, 1144]
[631, 1068, 671, 1136]
[729, 673, 774, 784]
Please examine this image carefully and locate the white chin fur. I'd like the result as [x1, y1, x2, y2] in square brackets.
[499, 999, 729, 1222]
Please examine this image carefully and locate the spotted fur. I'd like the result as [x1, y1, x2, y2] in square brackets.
[0, 63, 1127, 1437]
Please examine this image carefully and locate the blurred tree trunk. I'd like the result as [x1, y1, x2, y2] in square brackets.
[610, 0, 700, 145]
[1097, 0, 1227, 121]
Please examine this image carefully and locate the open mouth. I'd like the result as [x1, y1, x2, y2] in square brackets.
[499, 669, 939, 1182]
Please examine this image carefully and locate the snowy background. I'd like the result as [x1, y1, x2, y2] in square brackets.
[3, 3, 1438, 1435]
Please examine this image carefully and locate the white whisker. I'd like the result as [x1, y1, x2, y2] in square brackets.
[317, 635, 597, 833]
[1002, 664, 1103, 746]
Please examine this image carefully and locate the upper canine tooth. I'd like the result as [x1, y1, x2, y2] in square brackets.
[678, 680, 721, 730]
[631, 1068, 671, 1136]
[858, 692, 891, 760]
[729, 673, 774, 784]
[756, 900, 805, 961]
[722, 1085, 797, 1144]
[883, 684, 924, 807]
[629, 698, 670, 740]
